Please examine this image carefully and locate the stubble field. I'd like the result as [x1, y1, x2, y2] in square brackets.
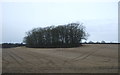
[2, 44, 118, 73]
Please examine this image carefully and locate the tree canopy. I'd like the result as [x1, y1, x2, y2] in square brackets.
[23, 22, 89, 48]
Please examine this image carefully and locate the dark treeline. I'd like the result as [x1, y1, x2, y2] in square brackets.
[82, 41, 119, 44]
[24, 22, 88, 48]
[2, 43, 25, 48]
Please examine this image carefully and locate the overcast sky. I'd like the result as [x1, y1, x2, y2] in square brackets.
[1, 0, 118, 43]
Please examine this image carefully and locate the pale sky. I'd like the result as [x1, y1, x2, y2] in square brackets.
[1, 0, 119, 43]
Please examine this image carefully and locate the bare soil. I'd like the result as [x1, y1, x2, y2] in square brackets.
[2, 44, 118, 73]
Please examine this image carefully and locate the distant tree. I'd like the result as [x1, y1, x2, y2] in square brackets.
[84, 41, 87, 44]
[96, 41, 100, 43]
[101, 40, 106, 43]
[23, 22, 89, 48]
[88, 41, 94, 44]
[110, 42, 113, 43]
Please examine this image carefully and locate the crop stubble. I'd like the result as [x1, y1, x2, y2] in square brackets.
[2, 44, 118, 73]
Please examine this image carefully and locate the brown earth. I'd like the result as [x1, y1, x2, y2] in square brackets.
[2, 44, 118, 73]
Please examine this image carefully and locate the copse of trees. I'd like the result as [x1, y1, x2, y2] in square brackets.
[23, 22, 88, 48]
